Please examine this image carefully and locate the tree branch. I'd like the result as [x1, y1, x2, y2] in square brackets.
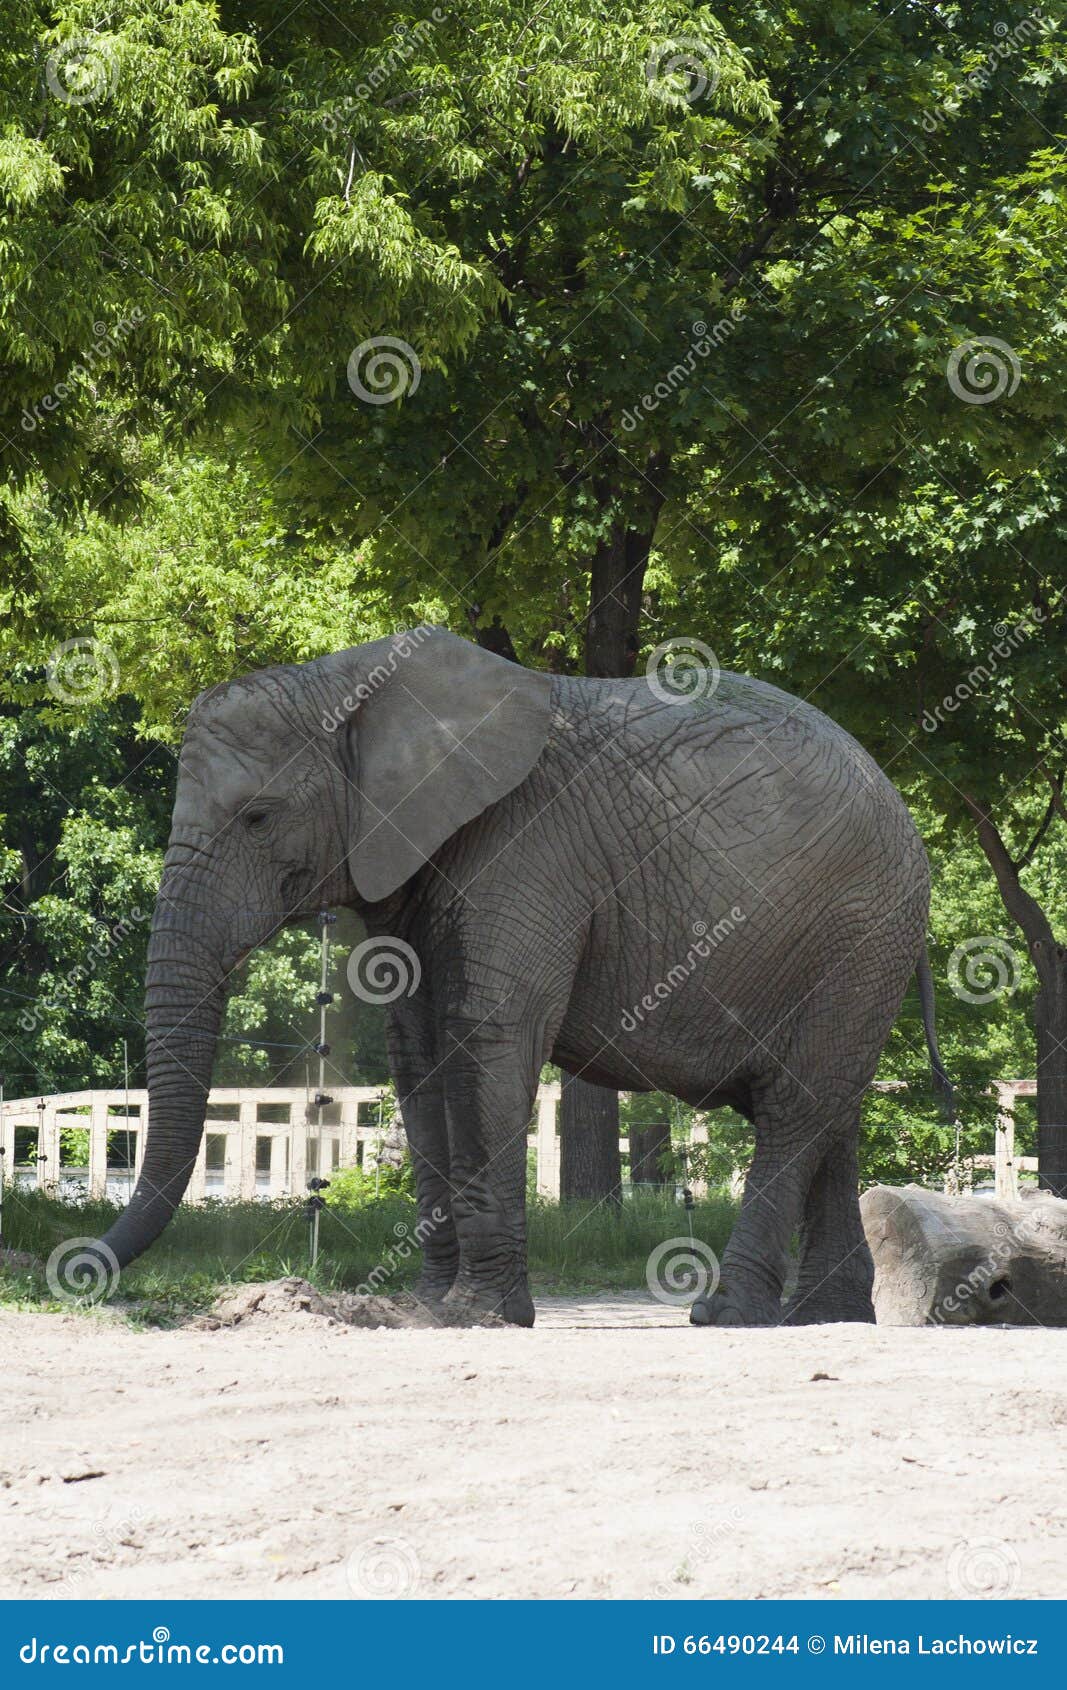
[1013, 767, 1065, 871]
[962, 791, 1055, 950]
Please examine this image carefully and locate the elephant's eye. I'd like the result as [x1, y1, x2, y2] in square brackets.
[243, 808, 272, 831]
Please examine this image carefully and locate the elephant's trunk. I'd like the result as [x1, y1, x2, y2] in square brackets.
[96, 850, 228, 1270]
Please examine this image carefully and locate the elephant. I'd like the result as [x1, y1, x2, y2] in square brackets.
[93, 626, 951, 1327]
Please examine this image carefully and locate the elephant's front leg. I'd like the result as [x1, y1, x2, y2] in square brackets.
[386, 997, 459, 1303]
[440, 1015, 539, 1328]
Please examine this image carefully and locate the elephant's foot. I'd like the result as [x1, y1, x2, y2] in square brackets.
[780, 1246, 875, 1325]
[411, 1269, 457, 1306]
[443, 1277, 535, 1328]
[779, 1287, 875, 1326]
[690, 1281, 781, 1328]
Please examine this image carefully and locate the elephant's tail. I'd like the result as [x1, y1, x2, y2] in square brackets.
[916, 942, 955, 1120]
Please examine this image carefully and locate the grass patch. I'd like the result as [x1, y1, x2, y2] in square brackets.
[527, 1190, 738, 1291]
[0, 1186, 739, 1324]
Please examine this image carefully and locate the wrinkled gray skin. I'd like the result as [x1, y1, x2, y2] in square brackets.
[96, 628, 944, 1327]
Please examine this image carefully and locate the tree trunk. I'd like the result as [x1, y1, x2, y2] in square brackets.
[964, 791, 1067, 1197]
[583, 457, 668, 677]
[559, 1072, 621, 1205]
[559, 466, 670, 1200]
[629, 1121, 673, 1185]
[1034, 953, 1067, 1199]
[862, 1183, 1067, 1325]
[585, 522, 651, 677]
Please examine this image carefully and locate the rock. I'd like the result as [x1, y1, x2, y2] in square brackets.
[861, 1184, 1067, 1326]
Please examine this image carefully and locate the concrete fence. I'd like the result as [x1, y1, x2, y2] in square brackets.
[0, 1081, 629, 1204]
[0, 1078, 1034, 1205]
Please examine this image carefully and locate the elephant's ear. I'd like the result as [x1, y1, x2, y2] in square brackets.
[338, 629, 553, 902]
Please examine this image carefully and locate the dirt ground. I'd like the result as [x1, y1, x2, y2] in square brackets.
[4, 1287, 1066, 1602]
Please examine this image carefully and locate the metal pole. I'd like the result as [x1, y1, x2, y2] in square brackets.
[309, 1184, 321, 1266]
[953, 1115, 962, 1195]
[679, 1142, 695, 1244]
[376, 1089, 384, 1197]
[307, 911, 335, 1267]
[123, 1039, 133, 1200]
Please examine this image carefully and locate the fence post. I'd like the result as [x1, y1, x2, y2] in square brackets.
[269, 1131, 289, 1197]
[38, 1099, 59, 1191]
[88, 1093, 108, 1199]
[290, 1106, 308, 1195]
[188, 1123, 208, 1203]
[340, 1094, 361, 1172]
[994, 1083, 1018, 1201]
[132, 1098, 146, 1181]
[535, 1082, 560, 1198]
[238, 1098, 257, 1200]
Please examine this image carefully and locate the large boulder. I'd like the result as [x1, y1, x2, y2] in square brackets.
[861, 1184, 1067, 1326]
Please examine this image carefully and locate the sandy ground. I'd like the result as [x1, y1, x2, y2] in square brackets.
[3, 1290, 1067, 1602]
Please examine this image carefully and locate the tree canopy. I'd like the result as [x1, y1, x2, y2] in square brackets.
[3, 0, 1067, 1183]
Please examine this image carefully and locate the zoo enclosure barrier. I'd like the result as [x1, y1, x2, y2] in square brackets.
[0, 1081, 592, 1204]
[0, 1079, 1034, 1204]
[0, 1085, 404, 1203]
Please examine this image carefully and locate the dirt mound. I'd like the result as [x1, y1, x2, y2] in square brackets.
[203, 1276, 504, 1330]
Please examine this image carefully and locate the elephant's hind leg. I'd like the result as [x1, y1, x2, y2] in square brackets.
[690, 1104, 823, 1328]
[780, 1129, 874, 1325]
[690, 1075, 868, 1328]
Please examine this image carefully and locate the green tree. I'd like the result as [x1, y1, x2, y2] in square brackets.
[4, 0, 1067, 1192]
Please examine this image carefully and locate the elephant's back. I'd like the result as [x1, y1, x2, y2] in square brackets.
[549, 669, 908, 809]
[545, 668, 925, 895]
